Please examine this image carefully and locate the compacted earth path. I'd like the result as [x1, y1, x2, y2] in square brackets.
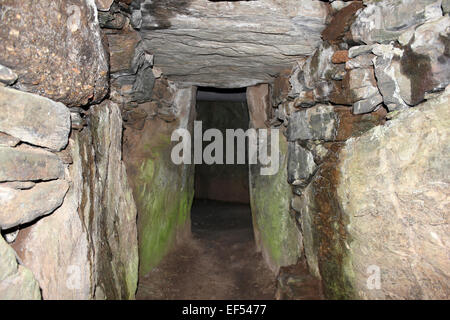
[136, 200, 276, 300]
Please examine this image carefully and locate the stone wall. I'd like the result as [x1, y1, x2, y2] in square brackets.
[0, 0, 448, 300]
[0, 0, 138, 300]
[273, 0, 450, 299]
[123, 81, 197, 276]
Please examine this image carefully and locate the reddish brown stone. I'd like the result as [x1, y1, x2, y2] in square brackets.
[247, 84, 271, 129]
[329, 76, 352, 106]
[273, 69, 292, 105]
[335, 106, 386, 141]
[322, 2, 364, 43]
[107, 29, 141, 73]
[331, 50, 349, 64]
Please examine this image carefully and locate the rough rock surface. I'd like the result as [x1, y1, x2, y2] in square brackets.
[13, 101, 138, 299]
[287, 142, 317, 186]
[0, 146, 64, 182]
[372, 45, 411, 111]
[0, 87, 71, 151]
[287, 105, 338, 142]
[135, 0, 328, 87]
[370, 14, 449, 110]
[351, 0, 443, 44]
[336, 87, 450, 299]
[347, 68, 383, 114]
[293, 87, 449, 299]
[0, 0, 108, 107]
[247, 84, 271, 129]
[0, 180, 69, 230]
[0, 236, 41, 300]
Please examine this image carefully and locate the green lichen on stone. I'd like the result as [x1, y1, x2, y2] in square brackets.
[249, 133, 301, 272]
[136, 135, 194, 276]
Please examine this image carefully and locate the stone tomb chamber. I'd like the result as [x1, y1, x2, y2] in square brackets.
[0, 0, 449, 300]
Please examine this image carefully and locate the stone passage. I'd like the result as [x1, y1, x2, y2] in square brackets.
[136, 200, 277, 300]
[1, 0, 449, 300]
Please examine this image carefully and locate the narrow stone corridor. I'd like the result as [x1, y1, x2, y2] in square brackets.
[136, 200, 276, 300]
[1, 0, 449, 301]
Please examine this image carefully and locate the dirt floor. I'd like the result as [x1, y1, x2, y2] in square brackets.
[136, 199, 277, 300]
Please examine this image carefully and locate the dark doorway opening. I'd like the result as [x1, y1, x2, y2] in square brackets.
[188, 87, 275, 299]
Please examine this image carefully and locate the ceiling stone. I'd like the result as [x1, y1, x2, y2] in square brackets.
[133, 0, 328, 88]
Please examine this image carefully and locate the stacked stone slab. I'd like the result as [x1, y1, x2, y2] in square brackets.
[0, 87, 71, 300]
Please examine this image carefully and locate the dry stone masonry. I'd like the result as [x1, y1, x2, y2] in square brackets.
[0, 0, 449, 300]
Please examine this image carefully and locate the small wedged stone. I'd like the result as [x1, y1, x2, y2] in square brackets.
[286, 105, 338, 142]
[348, 45, 376, 58]
[95, 0, 114, 11]
[0, 146, 64, 182]
[345, 54, 375, 70]
[373, 45, 410, 111]
[353, 93, 383, 114]
[0, 87, 71, 151]
[331, 50, 349, 64]
[0, 180, 69, 229]
[348, 68, 379, 101]
[0, 65, 17, 85]
[0, 132, 20, 147]
[287, 142, 317, 186]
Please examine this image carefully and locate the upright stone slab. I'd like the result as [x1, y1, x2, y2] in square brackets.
[123, 85, 197, 276]
[249, 132, 302, 273]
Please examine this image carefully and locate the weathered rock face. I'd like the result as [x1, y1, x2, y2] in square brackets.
[12, 101, 139, 300]
[347, 1, 449, 111]
[292, 88, 449, 299]
[351, 0, 443, 45]
[0, 86, 73, 299]
[336, 87, 450, 299]
[0, 0, 109, 107]
[287, 105, 339, 142]
[133, 0, 328, 87]
[123, 83, 196, 276]
[0, 180, 69, 230]
[247, 84, 271, 129]
[0, 236, 41, 300]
